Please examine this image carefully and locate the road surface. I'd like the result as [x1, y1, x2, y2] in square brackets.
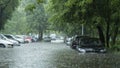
[0, 42, 120, 68]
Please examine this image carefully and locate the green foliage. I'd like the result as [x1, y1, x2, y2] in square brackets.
[0, 0, 19, 30]
[3, 9, 29, 34]
[25, 0, 48, 35]
[25, 4, 36, 12]
[36, 0, 44, 4]
[47, 0, 120, 48]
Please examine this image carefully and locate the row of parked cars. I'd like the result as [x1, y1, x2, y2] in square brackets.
[65, 35, 107, 53]
[0, 34, 38, 48]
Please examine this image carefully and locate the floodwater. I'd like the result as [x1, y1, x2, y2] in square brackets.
[0, 42, 119, 68]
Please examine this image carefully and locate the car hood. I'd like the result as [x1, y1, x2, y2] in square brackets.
[6, 39, 19, 44]
[16, 38, 24, 41]
[80, 44, 105, 48]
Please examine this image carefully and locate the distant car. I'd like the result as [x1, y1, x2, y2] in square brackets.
[31, 36, 38, 42]
[50, 34, 56, 40]
[4, 34, 24, 43]
[16, 35, 33, 43]
[43, 37, 51, 42]
[0, 39, 13, 48]
[76, 37, 106, 53]
[16, 35, 26, 43]
[65, 38, 72, 45]
[70, 35, 90, 49]
[24, 36, 32, 43]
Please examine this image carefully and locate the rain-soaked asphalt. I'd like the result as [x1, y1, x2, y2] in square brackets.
[0, 42, 120, 68]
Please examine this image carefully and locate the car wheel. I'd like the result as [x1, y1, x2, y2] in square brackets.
[70, 45, 76, 49]
[0, 44, 6, 48]
[11, 45, 14, 48]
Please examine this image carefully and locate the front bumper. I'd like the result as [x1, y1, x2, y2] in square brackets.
[77, 48, 106, 53]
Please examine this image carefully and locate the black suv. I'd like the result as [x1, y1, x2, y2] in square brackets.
[76, 37, 106, 53]
[70, 36, 90, 49]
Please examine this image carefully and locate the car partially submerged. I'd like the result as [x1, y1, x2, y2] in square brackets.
[43, 37, 51, 42]
[70, 35, 90, 49]
[0, 39, 13, 48]
[76, 37, 106, 53]
[4, 34, 24, 44]
[0, 34, 20, 46]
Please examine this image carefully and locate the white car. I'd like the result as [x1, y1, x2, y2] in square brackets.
[0, 39, 13, 48]
[0, 34, 20, 46]
[65, 38, 72, 45]
[4, 34, 24, 43]
[51, 38, 64, 43]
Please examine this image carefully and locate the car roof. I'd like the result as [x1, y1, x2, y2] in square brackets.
[81, 37, 100, 41]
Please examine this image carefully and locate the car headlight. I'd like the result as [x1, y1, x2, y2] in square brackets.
[100, 49, 106, 52]
[78, 48, 86, 53]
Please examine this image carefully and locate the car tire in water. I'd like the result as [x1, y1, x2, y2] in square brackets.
[71, 45, 76, 49]
[0, 44, 6, 48]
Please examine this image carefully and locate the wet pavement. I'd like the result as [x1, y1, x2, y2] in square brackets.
[0, 42, 120, 68]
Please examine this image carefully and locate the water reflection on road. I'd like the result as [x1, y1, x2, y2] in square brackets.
[0, 42, 120, 68]
[53, 50, 120, 68]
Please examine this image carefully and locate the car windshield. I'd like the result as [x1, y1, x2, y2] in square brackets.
[4, 35, 14, 39]
[81, 38, 102, 46]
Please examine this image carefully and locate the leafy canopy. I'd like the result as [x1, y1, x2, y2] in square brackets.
[0, 0, 19, 30]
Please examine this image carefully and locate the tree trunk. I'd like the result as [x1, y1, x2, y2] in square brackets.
[38, 30, 43, 41]
[96, 25, 105, 46]
[111, 27, 118, 45]
[111, 18, 119, 45]
[105, 0, 111, 48]
[106, 21, 110, 48]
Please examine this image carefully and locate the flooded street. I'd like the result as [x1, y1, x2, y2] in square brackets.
[0, 42, 120, 68]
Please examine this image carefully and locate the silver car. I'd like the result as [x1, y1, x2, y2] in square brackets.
[0, 34, 20, 46]
[0, 39, 13, 48]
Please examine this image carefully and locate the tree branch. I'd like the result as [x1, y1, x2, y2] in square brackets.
[1, 0, 11, 10]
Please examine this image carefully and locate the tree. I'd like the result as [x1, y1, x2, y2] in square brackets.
[25, 0, 48, 40]
[110, 0, 120, 45]
[3, 9, 29, 34]
[0, 0, 19, 30]
[47, 0, 120, 48]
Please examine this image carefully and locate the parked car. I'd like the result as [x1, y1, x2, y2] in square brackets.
[65, 37, 72, 46]
[0, 39, 13, 48]
[43, 37, 51, 42]
[4, 34, 24, 43]
[76, 37, 106, 53]
[16, 35, 33, 43]
[70, 35, 90, 49]
[0, 34, 20, 46]
[31, 36, 38, 42]
[16, 35, 26, 43]
[24, 36, 32, 43]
